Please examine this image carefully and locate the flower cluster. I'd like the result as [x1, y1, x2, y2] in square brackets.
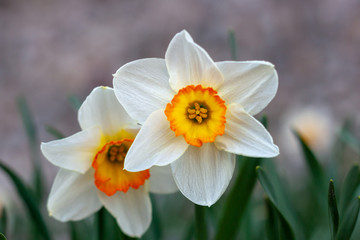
[41, 30, 279, 237]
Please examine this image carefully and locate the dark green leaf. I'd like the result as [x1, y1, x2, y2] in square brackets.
[195, 204, 207, 240]
[182, 220, 195, 240]
[265, 197, 295, 240]
[95, 208, 130, 240]
[257, 166, 296, 240]
[336, 197, 360, 240]
[68, 94, 82, 111]
[17, 96, 43, 202]
[0, 208, 7, 235]
[328, 180, 339, 239]
[0, 161, 51, 240]
[339, 165, 360, 215]
[45, 125, 65, 139]
[0, 233, 6, 240]
[149, 194, 162, 240]
[215, 157, 261, 240]
[228, 29, 237, 61]
[260, 115, 268, 129]
[256, 166, 277, 204]
[293, 131, 326, 192]
[339, 125, 360, 155]
[17, 96, 37, 144]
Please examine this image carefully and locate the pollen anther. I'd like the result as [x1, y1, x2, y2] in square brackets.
[187, 102, 208, 124]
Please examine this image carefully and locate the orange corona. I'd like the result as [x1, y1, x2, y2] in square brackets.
[165, 85, 227, 147]
[92, 139, 150, 196]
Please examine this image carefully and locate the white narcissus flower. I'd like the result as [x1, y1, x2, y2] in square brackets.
[41, 86, 178, 237]
[113, 30, 280, 206]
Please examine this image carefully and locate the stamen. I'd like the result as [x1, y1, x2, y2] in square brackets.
[107, 144, 128, 163]
[187, 102, 208, 124]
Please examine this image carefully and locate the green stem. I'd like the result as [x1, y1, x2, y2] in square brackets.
[195, 204, 207, 240]
[97, 208, 105, 240]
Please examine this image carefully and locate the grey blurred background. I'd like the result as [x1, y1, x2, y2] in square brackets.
[1, 0, 360, 230]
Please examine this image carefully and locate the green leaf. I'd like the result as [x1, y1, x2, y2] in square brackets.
[265, 197, 295, 240]
[68, 94, 82, 111]
[17, 96, 43, 202]
[260, 115, 268, 129]
[0, 161, 51, 240]
[0, 233, 6, 240]
[293, 131, 326, 192]
[0, 208, 7, 235]
[228, 29, 238, 61]
[257, 166, 296, 240]
[182, 220, 195, 240]
[215, 157, 261, 240]
[339, 124, 360, 155]
[336, 197, 360, 240]
[328, 180, 339, 240]
[339, 165, 360, 215]
[45, 125, 65, 139]
[195, 204, 207, 240]
[149, 194, 162, 240]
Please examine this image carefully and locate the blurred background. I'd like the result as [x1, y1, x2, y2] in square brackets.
[1, 0, 360, 239]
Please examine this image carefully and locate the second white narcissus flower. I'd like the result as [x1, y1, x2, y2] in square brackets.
[41, 86, 178, 237]
[113, 30, 280, 206]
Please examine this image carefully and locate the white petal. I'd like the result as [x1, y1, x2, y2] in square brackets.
[78, 86, 137, 136]
[41, 127, 102, 173]
[171, 143, 235, 206]
[215, 103, 279, 157]
[149, 165, 178, 194]
[98, 185, 151, 238]
[113, 58, 174, 124]
[124, 109, 188, 172]
[47, 169, 102, 221]
[165, 30, 224, 91]
[217, 61, 278, 115]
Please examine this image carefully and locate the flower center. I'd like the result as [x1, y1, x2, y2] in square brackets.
[165, 85, 226, 147]
[187, 102, 208, 124]
[92, 139, 150, 196]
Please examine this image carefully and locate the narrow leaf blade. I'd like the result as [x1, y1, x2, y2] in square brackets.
[294, 131, 326, 196]
[17, 96, 43, 202]
[257, 166, 296, 240]
[68, 95, 82, 111]
[215, 157, 261, 240]
[0, 161, 51, 240]
[45, 125, 65, 139]
[328, 180, 339, 239]
[0, 233, 6, 240]
[339, 165, 360, 215]
[265, 197, 295, 240]
[336, 197, 360, 240]
[228, 29, 238, 61]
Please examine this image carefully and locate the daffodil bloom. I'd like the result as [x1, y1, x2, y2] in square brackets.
[113, 30, 279, 206]
[41, 86, 178, 237]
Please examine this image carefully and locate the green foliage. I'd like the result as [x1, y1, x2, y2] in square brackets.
[339, 165, 360, 215]
[0, 208, 7, 235]
[68, 94, 82, 111]
[214, 157, 261, 240]
[0, 161, 51, 240]
[336, 197, 360, 240]
[257, 166, 296, 240]
[0, 233, 7, 240]
[195, 205, 207, 240]
[228, 29, 238, 61]
[17, 96, 43, 202]
[265, 197, 295, 240]
[294, 131, 326, 192]
[328, 180, 339, 240]
[45, 125, 65, 139]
